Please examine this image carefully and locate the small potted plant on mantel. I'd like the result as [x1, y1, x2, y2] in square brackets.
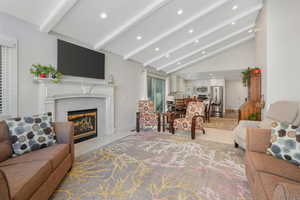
[30, 64, 63, 83]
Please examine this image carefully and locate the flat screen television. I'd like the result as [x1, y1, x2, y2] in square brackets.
[57, 39, 105, 79]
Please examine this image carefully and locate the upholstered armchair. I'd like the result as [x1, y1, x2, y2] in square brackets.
[136, 100, 161, 132]
[234, 101, 300, 149]
[170, 101, 205, 139]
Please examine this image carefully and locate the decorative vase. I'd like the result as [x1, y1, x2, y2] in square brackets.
[39, 73, 47, 78]
[51, 73, 56, 79]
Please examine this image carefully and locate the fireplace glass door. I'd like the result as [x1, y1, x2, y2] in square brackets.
[67, 109, 97, 143]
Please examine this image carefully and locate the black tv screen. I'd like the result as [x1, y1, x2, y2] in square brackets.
[57, 40, 105, 79]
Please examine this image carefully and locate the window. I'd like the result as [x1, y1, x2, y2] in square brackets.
[147, 76, 166, 113]
[0, 36, 18, 118]
[0, 46, 7, 114]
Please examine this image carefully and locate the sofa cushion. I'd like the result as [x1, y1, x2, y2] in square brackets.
[0, 144, 69, 170]
[256, 172, 300, 200]
[0, 160, 52, 200]
[267, 121, 300, 166]
[246, 151, 300, 183]
[4, 113, 56, 156]
[266, 101, 299, 125]
[0, 121, 12, 162]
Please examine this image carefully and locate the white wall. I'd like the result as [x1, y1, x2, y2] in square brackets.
[106, 52, 143, 131]
[225, 80, 247, 110]
[169, 74, 185, 95]
[265, 0, 300, 105]
[0, 12, 143, 131]
[255, 7, 267, 105]
[175, 40, 256, 75]
[0, 12, 57, 116]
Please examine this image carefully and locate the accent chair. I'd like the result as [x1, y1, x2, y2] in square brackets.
[171, 101, 206, 139]
[136, 100, 161, 132]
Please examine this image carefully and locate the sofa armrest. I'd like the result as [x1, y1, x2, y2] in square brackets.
[273, 183, 300, 200]
[246, 128, 271, 153]
[0, 168, 10, 200]
[238, 120, 261, 127]
[53, 122, 74, 162]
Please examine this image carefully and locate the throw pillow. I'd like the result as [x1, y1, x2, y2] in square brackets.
[267, 121, 300, 166]
[4, 112, 56, 156]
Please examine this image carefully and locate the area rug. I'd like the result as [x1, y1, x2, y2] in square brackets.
[203, 117, 238, 131]
[51, 133, 251, 200]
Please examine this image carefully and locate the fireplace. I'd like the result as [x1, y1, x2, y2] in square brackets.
[67, 109, 97, 143]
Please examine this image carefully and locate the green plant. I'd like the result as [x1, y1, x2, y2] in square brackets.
[30, 64, 63, 83]
[51, 72, 63, 83]
[241, 67, 260, 87]
[248, 112, 260, 121]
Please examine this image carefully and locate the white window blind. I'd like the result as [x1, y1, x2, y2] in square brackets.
[0, 36, 18, 118]
[0, 46, 9, 115]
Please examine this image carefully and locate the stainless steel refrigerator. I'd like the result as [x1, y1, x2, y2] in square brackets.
[210, 86, 223, 117]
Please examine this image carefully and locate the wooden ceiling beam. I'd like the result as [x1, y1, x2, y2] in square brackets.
[166, 35, 255, 74]
[144, 4, 263, 67]
[94, 0, 172, 50]
[123, 0, 230, 60]
[157, 24, 255, 70]
[40, 0, 78, 33]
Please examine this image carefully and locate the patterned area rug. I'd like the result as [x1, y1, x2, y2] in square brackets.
[51, 133, 251, 200]
[203, 117, 238, 131]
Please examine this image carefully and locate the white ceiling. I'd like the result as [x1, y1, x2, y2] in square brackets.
[180, 69, 244, 81]
[0, 0, 263, 73]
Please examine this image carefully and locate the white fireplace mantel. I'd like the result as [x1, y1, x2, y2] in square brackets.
[36, 78, 115, 136]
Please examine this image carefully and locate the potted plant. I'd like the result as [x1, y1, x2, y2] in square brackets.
[30, 64, 63, 83]
[248, 112, 261, 121]
[241, 67, 261, 87]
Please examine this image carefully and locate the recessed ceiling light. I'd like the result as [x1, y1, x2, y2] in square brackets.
[100, 12, 108, 19]
[232, 5, 238, 10]
[155, 47, 160, 51]
[189, 29, 194, 34]
[165, 54, 170, 58]
[194, 39, 199, 44]
[202, 51, 206, 55]
[136, 35, 142, 40]
[177, 9, 183, 15]
[231, 21, 236, 25]
[248, 29, 253, 33]
[177, 62, 181, 65]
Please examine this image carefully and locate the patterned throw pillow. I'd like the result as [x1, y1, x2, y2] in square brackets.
[267, 121, 300, 166]
[4, 112, 56, 156]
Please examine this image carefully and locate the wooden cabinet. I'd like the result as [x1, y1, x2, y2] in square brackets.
[239, 71, 262, 121]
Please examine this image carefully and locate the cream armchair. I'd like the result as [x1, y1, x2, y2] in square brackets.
[234, 101, 300, 149]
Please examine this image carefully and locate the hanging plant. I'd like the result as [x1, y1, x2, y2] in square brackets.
[241, 67, 261, 87]
[30, 64, 63, 83]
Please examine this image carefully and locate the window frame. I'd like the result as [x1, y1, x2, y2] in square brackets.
[0, 35, 18, 118]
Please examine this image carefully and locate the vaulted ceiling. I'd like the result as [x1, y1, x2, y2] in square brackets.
[0, 0, 263, 73]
